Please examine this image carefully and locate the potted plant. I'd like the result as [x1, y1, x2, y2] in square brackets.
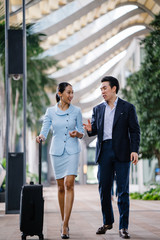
[0, 158, 6, 202]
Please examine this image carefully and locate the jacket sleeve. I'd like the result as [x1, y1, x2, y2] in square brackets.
[40, 108, 52, 139]
[128, 104, 140, 153]
[88, 107, 98, 137]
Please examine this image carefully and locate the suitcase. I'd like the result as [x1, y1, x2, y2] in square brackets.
[20, 140, 44, 240]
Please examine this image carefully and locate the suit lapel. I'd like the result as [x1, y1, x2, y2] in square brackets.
[113, 98, 124, 129]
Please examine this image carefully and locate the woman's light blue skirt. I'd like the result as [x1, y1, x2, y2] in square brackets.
[50, 149, 80, 180]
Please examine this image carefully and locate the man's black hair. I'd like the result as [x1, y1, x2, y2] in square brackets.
[101, 76, 119, 94]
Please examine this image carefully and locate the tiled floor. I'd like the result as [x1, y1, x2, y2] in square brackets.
[0, 184, 160, 240]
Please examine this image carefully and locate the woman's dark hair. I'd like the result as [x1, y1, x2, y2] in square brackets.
[56, 82, 72, 102]
[101, 76, 119, 94]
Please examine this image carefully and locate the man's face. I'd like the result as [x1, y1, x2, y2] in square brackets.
[100, 81, 116, 102]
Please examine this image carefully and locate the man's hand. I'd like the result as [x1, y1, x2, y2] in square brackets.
[83, 119, 92, 132]
[130, 152, 138, 165]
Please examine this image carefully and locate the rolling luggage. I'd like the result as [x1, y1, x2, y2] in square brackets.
[20, 140, 44, 240]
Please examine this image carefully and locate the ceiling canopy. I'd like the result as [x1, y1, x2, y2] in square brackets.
[2, 0, 160, 123]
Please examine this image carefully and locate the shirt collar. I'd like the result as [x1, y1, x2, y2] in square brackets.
[104, 96, 118, 107]
[114, 96, 118, 106]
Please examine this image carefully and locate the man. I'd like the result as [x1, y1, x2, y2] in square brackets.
[83, 76, 140, 239]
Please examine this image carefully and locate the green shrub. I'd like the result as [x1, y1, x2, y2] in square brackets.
[130, 192, 142, 199]
[1, 158, 6, 190]
[130, 186, 160, 200]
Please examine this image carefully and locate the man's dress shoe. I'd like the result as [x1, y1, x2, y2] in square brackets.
[119, 228, 130, 239]
[96, 224, 113, 234]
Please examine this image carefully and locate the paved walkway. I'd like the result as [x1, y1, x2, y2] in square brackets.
[0, 184, 160, 240]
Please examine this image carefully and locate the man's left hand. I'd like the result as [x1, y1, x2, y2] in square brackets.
[130, 152, 138, 165]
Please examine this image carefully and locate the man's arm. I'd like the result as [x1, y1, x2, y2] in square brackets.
[128, 104, 140, 165]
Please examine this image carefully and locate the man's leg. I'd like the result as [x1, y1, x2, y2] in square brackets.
[115, 161, 130, 230]
[97, 141, 115, 226]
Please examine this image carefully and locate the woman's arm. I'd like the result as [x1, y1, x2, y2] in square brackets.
[36, 108, 52, 142]
[69, 108, 84, 139]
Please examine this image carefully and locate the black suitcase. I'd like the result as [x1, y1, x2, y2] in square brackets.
[20, 140, 44, 240]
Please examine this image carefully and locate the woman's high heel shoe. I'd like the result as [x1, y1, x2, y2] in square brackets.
[61, 227, 69, 239]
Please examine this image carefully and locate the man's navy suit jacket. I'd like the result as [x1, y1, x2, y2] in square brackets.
[88, 98, 140, 163]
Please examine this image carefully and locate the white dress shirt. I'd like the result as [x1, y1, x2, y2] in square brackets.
[103, 97, 118, 140]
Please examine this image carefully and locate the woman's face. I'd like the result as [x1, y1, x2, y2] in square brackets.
[59, 85, 73, 104]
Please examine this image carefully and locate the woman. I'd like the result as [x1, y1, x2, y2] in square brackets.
[36, 82, 84, 239]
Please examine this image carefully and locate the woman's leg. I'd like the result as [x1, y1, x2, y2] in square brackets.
[57, 178, 65, 221]
[62, 175, 75, 234]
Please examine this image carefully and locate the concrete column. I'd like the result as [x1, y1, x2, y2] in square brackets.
[27, 130, 38, 179]
[79, 140, 87, 184]
[47, 140, 56, 185]
[137, 160, 144, 193]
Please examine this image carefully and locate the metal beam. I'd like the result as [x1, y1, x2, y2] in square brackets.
[5, 0, 10, 215]
[41, 8, 144, 60]
[23, 0, 27, 185]
[5, 0, 27, 214]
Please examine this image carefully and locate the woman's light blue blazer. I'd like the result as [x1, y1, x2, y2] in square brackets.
[40, 104, 84, 156]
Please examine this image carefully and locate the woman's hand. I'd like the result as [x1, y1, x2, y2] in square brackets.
[69, 131, 83, 139]
[36, 135, 45, 143]
[69, 131, 77, 138]
[83, 119, 92, 132]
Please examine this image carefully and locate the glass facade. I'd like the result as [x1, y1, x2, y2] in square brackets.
[140, 46, 145, 64]
[86, 147, 98, 184]
[143, 158, 159, 185]
[124, 53, 136, 78]
[130, 163, 138, 185]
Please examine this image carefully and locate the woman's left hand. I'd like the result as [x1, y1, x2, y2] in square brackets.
[69, 130, 78, 138]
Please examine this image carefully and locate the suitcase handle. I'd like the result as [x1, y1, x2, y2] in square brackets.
[39, 139, 42, 184]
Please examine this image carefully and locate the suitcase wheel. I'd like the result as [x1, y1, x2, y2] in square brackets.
[21, 234, 26, 240]
[39, 233, 44, 240]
